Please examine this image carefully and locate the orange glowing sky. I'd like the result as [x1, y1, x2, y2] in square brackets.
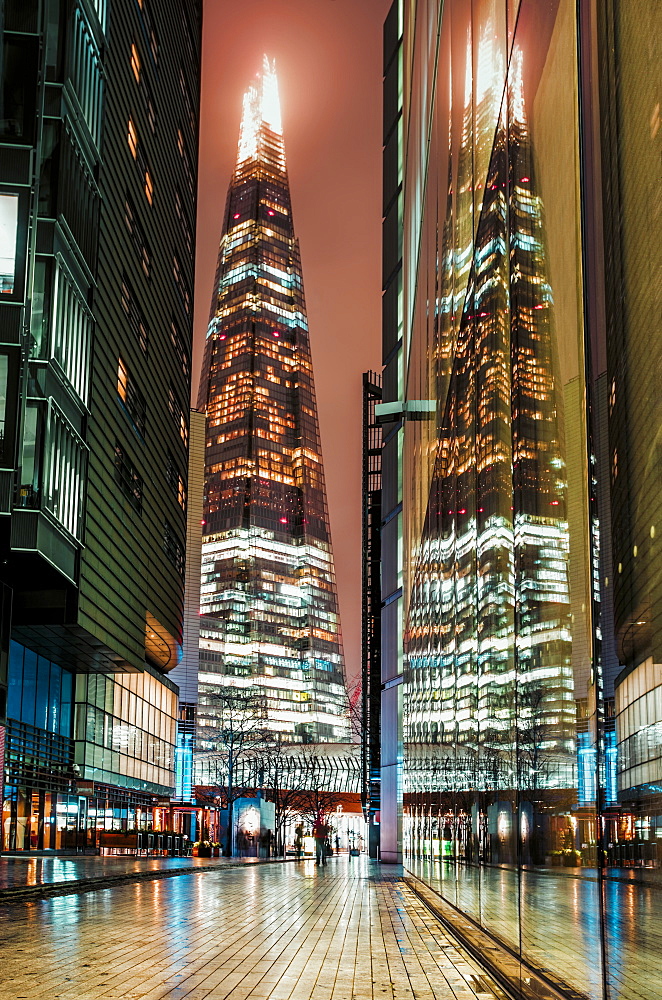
[194, 0, 391, 687]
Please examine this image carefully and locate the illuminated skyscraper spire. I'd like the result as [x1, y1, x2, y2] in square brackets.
[197, 59, 349, 744]
[237, 56, 283, 167]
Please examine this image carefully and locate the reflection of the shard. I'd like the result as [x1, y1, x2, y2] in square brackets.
[405, 38, 574, 791]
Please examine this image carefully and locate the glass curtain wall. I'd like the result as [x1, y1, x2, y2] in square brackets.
[397, 0, 640, 997]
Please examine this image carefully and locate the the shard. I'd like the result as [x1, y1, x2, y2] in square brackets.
[197, 57, 349, 743]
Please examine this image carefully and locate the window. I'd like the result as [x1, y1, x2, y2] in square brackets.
[117, 357, 146, 436]
[69, 9, 103, 146]
[0, 193, 19, 295]
[121, 273, 149, 353]
[144, 165, 153, 205]
[1, 35, 38, 143]
[163, 521, 184, 575]
[168, 384, 188, 444]
[170, 319, 190, 377]
[166, 453, 186, 510]
[175, 189, 193, 254]
[177, 127, 194, 193]
[128, 116, 138, 158]
[137, 0, 158, 63]
[51, 259, 92, 404]
[44, 406, 86, 538]
[124, 197, 151, 276]
[143, 81, 156, 132]
[179, 67, 195, 133]
[131, 43, 141, 82]
[128, 118, 153, 204]
[132, 42, 156, 131]
[173, 255, 190, 314]
[114, 441, 143, 513]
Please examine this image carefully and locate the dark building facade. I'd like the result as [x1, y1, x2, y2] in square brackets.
[361, 371, 382, 857]
[381, 0, 660, 998]
[197, 58, 348, 744]
[0, 0, 201, 850]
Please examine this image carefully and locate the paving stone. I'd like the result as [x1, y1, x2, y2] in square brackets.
[0, 859, 509, 1000]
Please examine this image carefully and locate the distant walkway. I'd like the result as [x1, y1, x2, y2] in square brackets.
[0, 854, 294, 903]
[0, 857, 508, 1000]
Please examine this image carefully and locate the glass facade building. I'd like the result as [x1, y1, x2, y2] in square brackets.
[380, 1, 661, 998]
[0, 0, 202, 850]
[198, 58, 348, 743]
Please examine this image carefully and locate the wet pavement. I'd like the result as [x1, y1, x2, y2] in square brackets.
[0, 854, 261, 892]
[0, 856, 509, 1000]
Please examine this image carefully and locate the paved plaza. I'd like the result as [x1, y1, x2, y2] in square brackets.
[0, 857, 509, 1000]
[0, 854, 265, 896]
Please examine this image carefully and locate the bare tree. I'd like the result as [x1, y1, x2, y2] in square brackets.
[259, 735, 309, 855]
[347, 678, 363, 743]
[199, 688, 269, 856]
[294, 748, 342, 826]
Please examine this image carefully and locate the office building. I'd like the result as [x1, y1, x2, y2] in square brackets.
[197, 58, 348, 743]
[380, 0, 660, 997]
[171, 408, 205, 816]
[361, 371, 382, 857]
[0, 0, 201, 850]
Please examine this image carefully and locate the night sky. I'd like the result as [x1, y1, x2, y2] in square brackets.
[194, 0, 390, 688]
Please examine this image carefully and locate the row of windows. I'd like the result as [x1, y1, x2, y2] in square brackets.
[127, 119, 193, 323]
[114, 411, 186, 524]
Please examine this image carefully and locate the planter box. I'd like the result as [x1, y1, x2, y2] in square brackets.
[99, 832, 138, 850]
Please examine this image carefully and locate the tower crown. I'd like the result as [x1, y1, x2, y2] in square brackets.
[237, 55, 285, 170]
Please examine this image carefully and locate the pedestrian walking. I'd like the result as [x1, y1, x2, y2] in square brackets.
[312, 814, 328, 866]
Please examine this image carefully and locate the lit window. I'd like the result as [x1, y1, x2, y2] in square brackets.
[128, 117, 138, 158]
[144, 168, 153, 205]
[131, 43, 141, 83]
[163, 521, 184, 575]
[166, 453, 187, 510]
[117, 357, 128, 402]
[0, 193, 19, 295]
[117, 357, 146, 436]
